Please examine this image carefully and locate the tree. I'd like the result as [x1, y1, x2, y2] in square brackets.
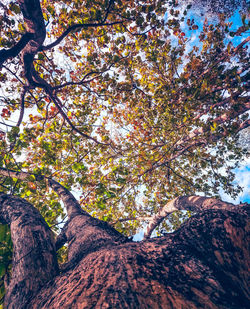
[187, 0, 247, 17]
[0, 0, 249, 308]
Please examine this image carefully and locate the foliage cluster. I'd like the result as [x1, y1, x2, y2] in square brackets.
[0, 0, 249, 233]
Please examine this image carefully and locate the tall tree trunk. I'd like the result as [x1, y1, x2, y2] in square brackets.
[0, 191, 249, 308]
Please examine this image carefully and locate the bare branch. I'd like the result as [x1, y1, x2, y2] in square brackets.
[53, 59, 120, 91]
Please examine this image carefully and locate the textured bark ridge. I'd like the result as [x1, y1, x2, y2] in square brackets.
[0, 193, 58, 309]
[0, 191, 249, 308]
[29, 207, 250, 309]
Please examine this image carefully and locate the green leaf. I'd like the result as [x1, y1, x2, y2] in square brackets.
[38, 53, 45, 60]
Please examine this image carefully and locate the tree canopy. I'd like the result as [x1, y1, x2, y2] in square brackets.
[0, 0, 249, 305]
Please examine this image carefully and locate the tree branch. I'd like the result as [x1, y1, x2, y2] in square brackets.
[40, 21, 123, 51]
[0, 33, 33, 68]
[53, 58, 123, 91]
[201, 36, 250, 78]
[0, 193, 59, 308]
[110, 216, 152, 225]
[16, 87, 26, 127]
[144, 195, 247, 239]
[48, 178, 89, 219]
[46, 88, 110, 145]
[0, 167, 88, 220]
[174, 98, 249, 150]
[40, 0, 118, 51]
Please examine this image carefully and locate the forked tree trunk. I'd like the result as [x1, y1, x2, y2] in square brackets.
[0, 192, 249, 308]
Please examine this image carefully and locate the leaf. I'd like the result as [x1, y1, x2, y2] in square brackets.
[211, 122, 217, 132]
[9, 3, 21, 14]
[38, 53, 45, 60]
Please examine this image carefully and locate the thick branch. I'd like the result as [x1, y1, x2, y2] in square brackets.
[0, 193, 58, 308]
[48, 178, 89, 219]
[0, 0, 45, 66]
[18, 0, 46, 85]
[0, 167, 87, 220]
[144, 195, 246, 238]
[0, 33, 33, 68]
[0, 167, 127, 269]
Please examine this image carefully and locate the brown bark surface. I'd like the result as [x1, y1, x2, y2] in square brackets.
[0, 193, 58, 309]
[29, 207, 250, 309]
[0, 192, 249, 309]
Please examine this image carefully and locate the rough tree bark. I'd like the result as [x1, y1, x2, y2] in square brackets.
[0, 193, 58, 308]
[0, 175, 249, 308]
